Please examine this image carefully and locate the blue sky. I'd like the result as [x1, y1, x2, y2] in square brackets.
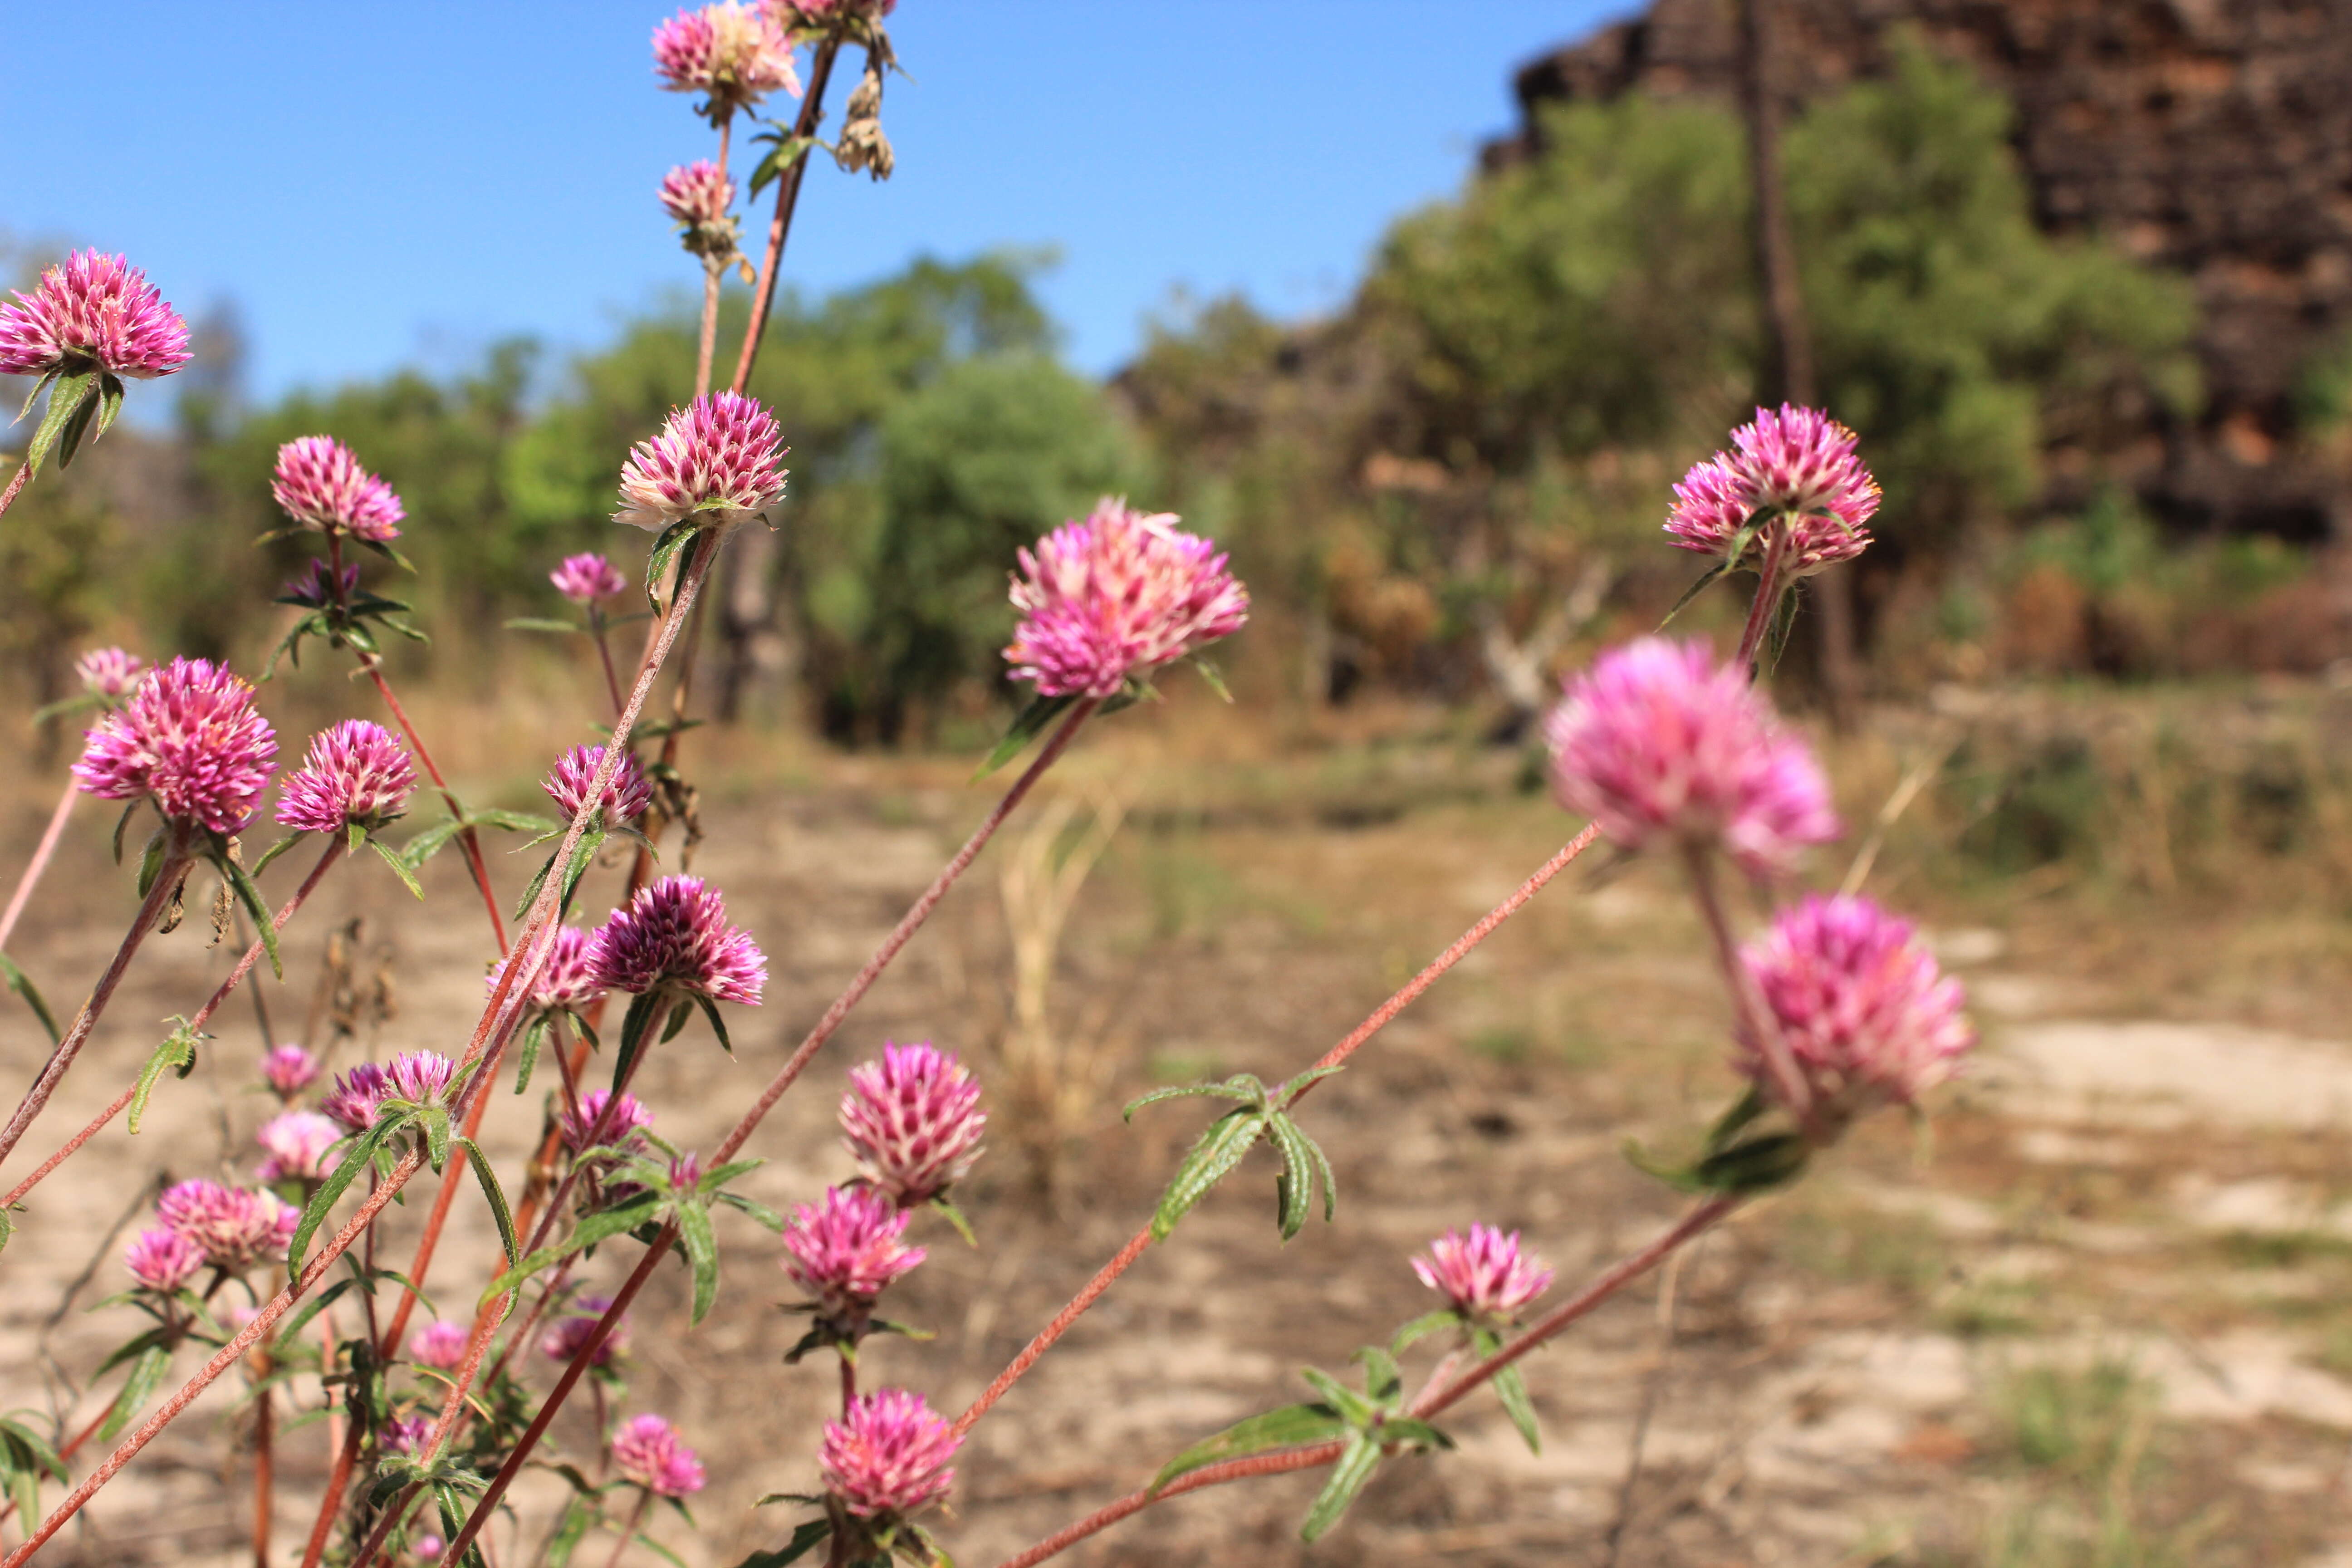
[2, 2, 1632, 403]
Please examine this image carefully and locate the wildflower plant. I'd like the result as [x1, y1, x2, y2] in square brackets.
[0, 250, 189, 483]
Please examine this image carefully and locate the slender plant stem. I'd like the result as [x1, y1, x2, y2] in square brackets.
[599, 1491, 651, 1568]
[0, 462, 28, 520]
[0, 779, 78, 952]
[363, 662, 509, 954]
[1732, 519, 1789, 676]
[252, 1375, 274, 1568]
[953, 825, 1601, 1440]
[692, 118, 734, 398]
[589, 608, 624, 720]
[298, 1418, 363, 1568]
[729, 39, 840, 395]
[1683, 846, 1813, 1132]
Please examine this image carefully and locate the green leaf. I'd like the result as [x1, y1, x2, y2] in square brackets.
[249, 833, 306, 878]
[974, 691, 1078, 779]
[1122, 1079, 1257, 1121]
[29, 691, 98, 726]
[693, 994, 733, 1055]
[94, 373, 125, 441]
[544, 1495, 599, 1568]
[129, 1019, 205, 1134]
[459, 1137, 519, 1271]
[747, 134, 818, 201]
[633, 1533, 691, 1568]
[1191, 656, 1233, 702]
[1146, 1403, 1348, 1496]
[15, 367, 56, 424]
[1389, 1309, 1461, 1356]
[1150, 1108, 1267, 1241]
[135, 830, 168, 897]
[25, 370, 97, 478]
[1657, 558, 1733, 629]
[510, 848, 559, 923]
[400, 817, 468, 871]
[468, 808, 560, 834]
[1690, 1131, 1810, 1194]
[1350, 1345, 1402, 1407]
[291, 1114, 404, 1272]
[220, 852, 282, 978]
[676, 1198, 720, 1323]
[97, 1343, 172, 1442]
[1491, 1363, 1541, 1454]
[926, 1195, 976, 1247]
[1298, 1432, 1380, 1542]
[734, 1519, 834, 1568]
[0, 952, 59, 1046]
[483, 1191, 663, 1300]
[1298, 1367, 1377, 1428]
[505, 617, 585, 635]
[276, 1276, 356, 1344]
[1372, 1416, 1453, 1453]
[1703, 1084, 1769, 1156]
[111, 800, 140, 864]
[370, 837, 426, 900]
[557, 823, 608, 916]
[644, 520, 698, 613]
[513, 1017, 549, 1095]
[1265, 1113, 1319, 1241]
[357, 535, 417, 573]
[611, 991, 663, 1094]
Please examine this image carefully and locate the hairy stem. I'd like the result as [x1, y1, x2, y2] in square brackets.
[599, 1490, 652, 1568]
[1684, 845, 1812, 1132]
[252, 1375, 274, 1568]
[1732, 519, 1790, 677]
[363, 663, 509, 954]
[0, 778, 78, 952]
[0, 462, 29, 520]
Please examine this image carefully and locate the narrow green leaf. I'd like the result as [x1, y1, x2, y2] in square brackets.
[1122, 1081, 1254, 1122]
[1266, 1113, 1314, 1241]
[292, 1116, 402, 1271]
[128, 1021, 203, 1134]
[249, 833, 306, 877]
[1389, 1309, 1461, 1356]
[733, 1519, 833, 1568]
[1298, 1367, 1377, 1428]
[658, 998, 692, 1044]
[222, 854, 282, 978]
[513, 1017, 549, 1095]
[1298, 1432, 1380, 1542]
[1491, 1364, 1541, 1454]
[0, 952, 60, 1046]
[422, 1107, 452, 1173]
[1656, 559, 1732, 630]
[25, 370, 97, 478]
[400, 818, 467, 871]
[676, 1198, 720, 1324]
[543, 1496, 598, 1568]
[693, 994, 733, 1055]
[111, 800, 140, 865]
[1691, 1131, 1810, 1194]
[276, 1276, 356, 1343]
[483, 1191, 663, 1300]
[97, 1343, 172, 1442]
[1191, 655, 1233, 702]
[510, 848, 559, 923]
[1150, 1109, 1267, 1241]
[926, 1195, 976, 1246]
[93, 373, 125, 440]
[15, 368, 57, 424]
[135, 831, 168, 897]
[1350, 1346, 1401, 1407]
[611, 991, 662, 1093]
[459, 1137, 520, 1270]
[974, 691, 1078, 779]
[1703, 1084, 1768, 1156]
[1373, 1416, 1453, 1453]
[505, 617, 585, 635]
[632, 1533, 691, 1568]
[1146, 1403, 1348, 1496]
[370, 837, 426, 899]
[644, 521, 697, 613]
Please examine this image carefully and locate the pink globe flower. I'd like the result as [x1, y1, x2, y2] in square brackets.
[123, 1226, 206, 1293]
[379, 1416, 433, 1459]
[270, 435, 406, 542]
[385, 1050, 457, 1108]
[0, 250, 191, 379]
[839, 1042, 985, 1207]
[821, 1389, 960, 1519]
[652, 3, 800, 114]
[1543, 638, 1839, 878]
[1666, 405, 1880, 575]
[276, 720, 417, 835]
[658, 160, 735, 228]
[588, 876, 766, 1005]
[279, 558, 361, 609]
[780, 1185, 925, 1316]
[541, 1296, 628, 1367]
[260, 1043, 320, 1099]
[1412, 1225, 1553, 1325]
[610, 1414, 707, 1498]
[322, 1062, 391, 1134]
[486, 923, 606, 1015]
[156, 1179, 297, 1273]
[1004, 498, 1250, 699]
[408, 1319, 470, 1372]
[74, 647, 146, 703]
[1739, 894, 1975, 1127]
[542, 744, 653, 827]
[73, 656, 278, 834]
[613, 391, 789, 532]
[559, 1088, 656, 1155]
[549, 553, 627, 606]
[255, 1110, 344, 1182]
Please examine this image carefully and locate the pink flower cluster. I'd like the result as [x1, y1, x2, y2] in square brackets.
[588, 875, 766, 1004]
[612, 1414, 707, 1498]
[379, 1416, 433, 1459]
[839, 1042, 985, 1206]
[542, 1296, 629, 1367]
[148, 1178, 298, 1275]
[409, 1319, 470, 1372]
[322, 1062, 390, 1134]
[614, 392, 789, 532]
[74, 656, 277, 834]
[1004, 499, 1250, 699]
[549, 553, 627, 606]
[543, 744, 653, 826]
[385, 1050, 457, 1107]
[276, 720, 417, 834]
[659, 160, 735, 229]
[559, 1088, 655, 1154]
[0, 250, 190, 380]
[271, 436, 406, 541]
[652, 3, 800, 113]
[260, 1043, 320, 1099]
[1544, 638, 1839, 878]
[74, 647, 146, 703]
[780, 1185, 926, 1316]
[121, 1227, 206, 1294]
[1666, 405, 1880, 576]
[1412, 1225, 1553, 1324]
[487, 923, 607, 1015]
[255, 1110, 343, 1182]
[821, 1389, 960, 1519]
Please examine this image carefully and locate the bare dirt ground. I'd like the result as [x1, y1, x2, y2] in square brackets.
[3, 703, 2351, 1567]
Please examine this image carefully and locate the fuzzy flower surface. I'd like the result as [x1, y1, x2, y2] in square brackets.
[385, 1050, 457, 1108]
[611, 1414, 707, 1498]
[1665, 405, 1880, 575]
[1413, 1225, 1554, 1324]
[613, 392, 788, 532]
[652, 3, 800, 112]
[276, 720, 416, 835]
[73, 656, 277, 833]
[123, 1227, 206, 1293]
[260, 1043, 319, 1098]
[549, 553, 627, 606]
[839, 1042, 985, 1207]
[559, 1088, 656, 1155]
[0, 250, 190, 380]
[589, 875, 766, 1004]
[543, 743, 653, 826]
[1739, 894, 1975, 1122]
[322, 1063, 391, 1134]
[821, 1389, 960, 1519]
[271, 435, 405, 541]
[156, 1179, 296, 1273]
[780, 1185, 925, 1315]
[408, 1319, 470, 1372]
[659, 160, 735, 227]
[255, 1111, 344, 1182]
[541, 1297, 629, 1367]
[1544, 638, 1839, 877]
[74, 647, 146, 702]
[487, 923, 607, 1015]
[1004, 498, 1250, 698]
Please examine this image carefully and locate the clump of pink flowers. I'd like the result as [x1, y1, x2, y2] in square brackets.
[549, 553, 627, 605]
[255, 1111, 344, 1182]
[489, 923, 607, 1014]
[780, 1185, 926, 1317]
[543, 744, 653, 826]
[0, 250, 190, 380]
[74, 656, 278, 834]
[559, 1088, 655, 1154]
[385, 1050, 458, 1108]
[276, 719, 417, 834]
[155, 1179, 297, 1274]
[122, 1227, 206, 1294]
[1666, 404, 1881, 575]
[613, 391, 789, 532]
[589, 875, 766, 1004]
[74, 647, 146, 703]
[1004, 498, 1250, 699]
[611, 1414, 707, 1498]
[652, 3, 799, 116]
[409, 1319, 470, 1372]
[1413, 1225, 1553, 1325]
[270, 435, 406, 541]
[821, 1389, 960, 1519]
[839, 1042, 986, 1207]
[260, 1043, 320, 1099]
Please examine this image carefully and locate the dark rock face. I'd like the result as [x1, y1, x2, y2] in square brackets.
[1490, 0, 2352, 539]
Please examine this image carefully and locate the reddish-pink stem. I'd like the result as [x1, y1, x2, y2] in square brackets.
[1733, 519, 1789, 675]
[0, 779, 78, 952]
[363, 663, 509, 955]
[588, 608, 624, 720]
[599, 1491, 652, 1568]
[1684, 846, 1814, 1133]
[0, 463, 29, 520]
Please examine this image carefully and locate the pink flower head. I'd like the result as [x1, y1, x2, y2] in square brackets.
[821, 1388, 960, 1519]
[610, 1414, 707, 1498]
[839, 1042, 985, 1206]
[379, 1415, 432, 1459]
[542, 743, 652, 827]
[73, 656, 277, 833]
[486, 923, 606, 1015]
[385, 1051, 457, 1108]
[0, 250, 190, 379]
[613, 391, 788, 532]
[1543, 637, 1839, 877]
[408, 1319, 470, 1372]
[549, 553, 627, 605]
[260, 1043, 320, 1099]
[255, 1110, 344, 1182]
[1412, 1225, 1553, 1325]
[276, 720, 417, 835]
[74, 647, 146, 703]
[322, 1062, 390, 1133]
[588, 876, 766, 1004]
[156, 1179, 296, 1273]
[1004, 498, 1250, 698]
[1666, 406, 1880, 575]
[652, 3, 801, 114]
[541, 1297, 628, 1367]
[1739, 894, 1975, 1123]
[658, 160, 735, 228]
[279, 557, 361, 609]
[559, 1088, 655, 1155]
[780, 1185, 925, 1316]
[415, 1536, 444, 1562]
[270, 436, 405, 541]
[123, 1226, 206, 1293]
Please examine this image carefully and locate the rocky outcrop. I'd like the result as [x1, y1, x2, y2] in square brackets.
[1490, 0, 2352, 539]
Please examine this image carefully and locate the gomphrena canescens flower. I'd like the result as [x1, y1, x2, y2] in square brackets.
[613, 391, 789, 532]
[549, 552, 627, 606]
[611, 1414, 707, 1498]
[542, 1296, 629, 1367]
[1738, 894, 1975, 1127]
[821, 1389, 960, 1519]
[255, 1111, 343, 1182]
[486, 923, 606, 1014]
[559, 1088, 655, 1154]
[1666, 405, 1880, 575]
[275, 719, 417, 835]
[589, 875, 766, 1004]
[543, 743, 653, 826]
[780, 1186, 925, 1316]
[74, 647, 145, 702]
[123, 1227, 206, 1294]
[270, 435, 405, 542]
[379, 1416, 432, 1459]
[659, 160, 735, 227]
[322, 1063, 391, 1134]
[652, 3, 799, 113]
[1412, 1225, 1554, 1325]
[1004, 498, 1250, 699]
[408, 1319, 470, 1372]
[0, 250, 190, 380]
[1544, 638, 1839, 878]
[839, 1042, 985, 1207]
[260, 1043, 320, 1098]
[73, 656, 278, 834]
[385, 1050, 457, 1108]
[281, 558, 361, 609]
[156, 1179, 297, 1273]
